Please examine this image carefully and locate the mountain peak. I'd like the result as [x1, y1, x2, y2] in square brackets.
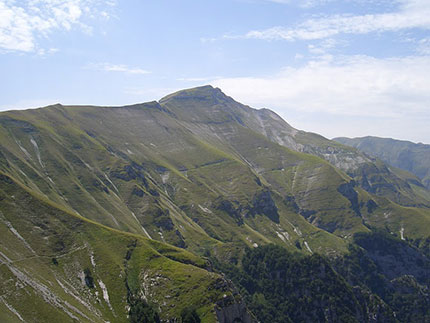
[159, 85, 229, 104]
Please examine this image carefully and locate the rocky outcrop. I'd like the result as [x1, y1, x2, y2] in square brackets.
[249, 190, 279, 223]
[214, 199, 244, 225]
[351, 287, 396, 322]
[337, 181, 361, 217]
[131, 185, 145, 197]
[154, 208, 174, 231]
[110, 163, 149, 187]
[366, 199, 378, 213]
[215, 296, 255, 323]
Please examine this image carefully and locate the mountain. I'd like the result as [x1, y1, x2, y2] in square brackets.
[334, 136, 430, 190]
[1, 85, 430, 322]
[0, 173, 245, 322]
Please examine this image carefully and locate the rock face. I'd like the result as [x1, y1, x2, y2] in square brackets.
[247, 107, 430, 208]
[337, 181, 361, 217]
[215, 299, 255, 323]
[351, 287, 395, 323]
[250, 190, 280, 223]
[214, 198, 244, 225]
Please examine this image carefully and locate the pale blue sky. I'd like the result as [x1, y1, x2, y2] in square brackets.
[1, 0, 429, 143]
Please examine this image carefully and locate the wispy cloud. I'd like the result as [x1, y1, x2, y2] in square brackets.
[102, 63, 150, 75]
[231, 0, 430, 41]
[88, 62, 151, 75]
[212, 54, 430, 118]
[263, 0, 333, 8]
[37, 47, 59, 56]
[307, 38, 342, 55]
[417, 37, 430, 54]
[0, 0, 116, 52]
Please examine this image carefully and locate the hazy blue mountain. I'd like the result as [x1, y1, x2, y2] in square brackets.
[334, 136, 430, 190]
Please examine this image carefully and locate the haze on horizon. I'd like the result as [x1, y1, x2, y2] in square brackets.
[1, 0, 429, 144]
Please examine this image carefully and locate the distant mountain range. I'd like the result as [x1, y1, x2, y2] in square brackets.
[334, 136, 430, 190]
[1, 86, 430, 322]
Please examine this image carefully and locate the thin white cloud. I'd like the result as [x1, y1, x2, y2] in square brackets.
[0, 0, 115, 52]
[88, 62, 151, 75]
[212, 55, 430, 117]
[235, 0, 430, 41]
[264, 0, 333, 8]
[418, 38, 430, 54]
[37, 47, 59, 56]
[307, 38, 342, 54]
[200, 37, 217, 43]
[102, 63, 150, 75]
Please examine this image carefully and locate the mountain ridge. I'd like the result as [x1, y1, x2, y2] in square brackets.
[1, 85, 430, 322]
[334, 136, 430, 190]
[2, 85, 430, 245]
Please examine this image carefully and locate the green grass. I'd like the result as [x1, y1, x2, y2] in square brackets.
[0, 171, 236, 322]
[1, 86, 430, 321]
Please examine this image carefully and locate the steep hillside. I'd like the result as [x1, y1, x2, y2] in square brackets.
[334, 136, 430, 190]
[238, 103, 430, 208]
[0, 171, 248, 322]
[159, 86, 430, 238]
[1, 86, 430, 249]
[1, 85, 430, 321]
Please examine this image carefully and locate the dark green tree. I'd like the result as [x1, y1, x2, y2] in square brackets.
[180, 307, 201, 323]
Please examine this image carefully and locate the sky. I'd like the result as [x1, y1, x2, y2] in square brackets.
[1, 0, 429, 144]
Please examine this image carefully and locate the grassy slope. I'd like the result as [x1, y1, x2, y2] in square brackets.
[0, 100, 351, 256]
[0, 171, 232, 322]
[245, 105, 430, 208]
[2, 86, 430, 253]
[159, 86, 430, 243]
[1, 86, 430, 320]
